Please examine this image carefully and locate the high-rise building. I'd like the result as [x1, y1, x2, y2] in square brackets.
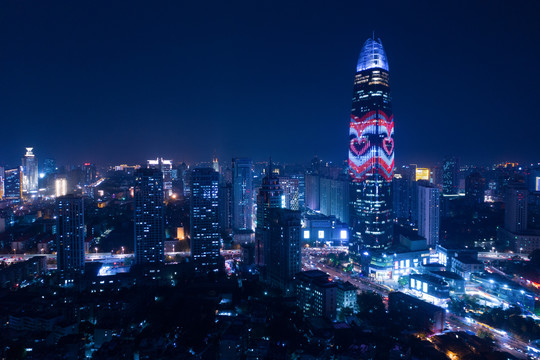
[82, 163, 97, 185]
[417, 183, 440, 246]
[392, 165, 415, 222]
[290, 174, 305, 210]
[305, 172, 320, 211]
[504, 185, 528, 233]
[465, 172, 486, 204]
[319, 175, 349, 224]
[349, 37, 394, 253]
[255, 163, 283, 266]
[55, 178, 67, 197]
[148, 158, 173, 198]
[442, 157, 459, 195]
[22, 147, 38, 196]
[218, 181, 233, 232]
[56, 195, 85, 280]
[190, 168, 221, 272]
[279, 176, 300, 211]
[232, 158, 254, 231]
[4, 167, 22, 201]
[265, 208, 301, 292]
[43, 158, 57, 175]
[134, 168, 165, 265]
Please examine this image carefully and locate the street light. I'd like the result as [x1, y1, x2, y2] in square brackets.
[94, 247, 98, 254]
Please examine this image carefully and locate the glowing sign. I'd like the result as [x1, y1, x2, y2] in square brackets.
[536, 177, 540, 192]
[416, 168, 430, 181]
[349, 110, 394, 182]
[303, 230, 310, 239]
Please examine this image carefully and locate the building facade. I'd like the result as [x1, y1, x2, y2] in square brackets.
[21, 147, 38, 196]
[134, 168, 165, 265]
[265, 208, 301, 292]
[190, 168, 221, 272]
[349, 37, 394, 253]
[56, 195, 85, 280]
[232, 158, 254, 231]
[255, 164, 283, 266]
[417, 183, 440, 246]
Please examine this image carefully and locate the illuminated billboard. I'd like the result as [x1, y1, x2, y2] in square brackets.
[416, 168, 430, 181]
[536, 177, 540, 192]
[349, 110, 394, 182]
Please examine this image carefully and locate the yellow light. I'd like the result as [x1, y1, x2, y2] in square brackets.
[415, 168, 430, 181]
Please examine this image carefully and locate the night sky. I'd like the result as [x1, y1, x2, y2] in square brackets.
[1, 1, 539, 167]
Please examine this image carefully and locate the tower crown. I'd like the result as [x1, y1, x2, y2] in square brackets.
[356, 37, 389, 72]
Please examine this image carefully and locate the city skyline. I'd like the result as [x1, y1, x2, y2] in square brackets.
[1, 1, 539, 166]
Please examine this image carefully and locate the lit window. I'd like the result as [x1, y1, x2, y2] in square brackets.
[303, 230, 310, 239]
[411, 279, 415, 288]
[340, 230, 347, 240]
[318, 230, 324, 239]
[423, 283, 428, 293]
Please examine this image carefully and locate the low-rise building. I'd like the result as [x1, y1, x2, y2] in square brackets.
[388, 291, 446, 333]
[409, 273, 450, 306]
[295, 270, 337, 319]
[450, 255, 484, 281]
[336, 281, 357, 312]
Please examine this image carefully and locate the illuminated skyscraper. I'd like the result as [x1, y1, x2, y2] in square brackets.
[417, 183, 440, 246]
[148, 158, 173, 198]
[442, 157, 459, 195]
[22, 147, 38, 196]
[4, 167, 22, 201]
[56, 195, 85, 280]
[190, 168, 221, 272]
[134, 168, 165, 265]
[349, 37, 394, 253]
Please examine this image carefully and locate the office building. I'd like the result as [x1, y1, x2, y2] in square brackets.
[43, 158, 56, 175]
[304, 172, 320, 211]
[417, 183, 440, 246]
[255, 163, 283, 266]
[442, 157, 459, 195]
[22, 147, 38, 196]
[295, 270, 338, 319]
[319, 175, 349, 224]
[279, 176, 300, 210]
[303, 214, 349, 247]
[388, 292, 446, 333]
[232, 158, 254, 231]
[82, 163, 97, 185]
[349, 37, 394, 253]
[134, 168, 165, 265]
[392, 166, 415, 222]
[56, 195, 85, 279]
[218, 181, 233, 232]
[4, 167, 22, 201]
[504, 185, 528, 233]
[465, 171, 485, 204]
[148, 158, 173, 198]
[55, 178, 67, 197]
[190, 168, 221, 272]
[265, 208, 301, 292]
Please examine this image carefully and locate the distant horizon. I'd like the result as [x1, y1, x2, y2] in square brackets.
[1, 2, 539, 167]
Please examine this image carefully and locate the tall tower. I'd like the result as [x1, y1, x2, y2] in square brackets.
[255, 162, 283, 266]
[56, 195, 85, 281]
[504, 185, 528, 233]
[22, 147, 38, 196]
[417, 183, 440, 247]
[349, 37, 394, 254]
[134, 168, 165, 265]
[190, 168, 221, 272]
[232, 158, 254, 231]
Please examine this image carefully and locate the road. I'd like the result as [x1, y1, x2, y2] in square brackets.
[302, 254, 529, 358]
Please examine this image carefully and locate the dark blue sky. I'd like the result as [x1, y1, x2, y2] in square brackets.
[1, 0, 539, 166]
